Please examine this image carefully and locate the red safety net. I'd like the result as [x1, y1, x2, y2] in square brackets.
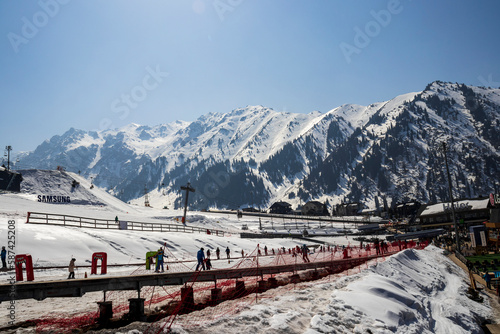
[33, 240, 428, 333]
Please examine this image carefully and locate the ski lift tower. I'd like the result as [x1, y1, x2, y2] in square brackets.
[180, 182, 195, 224]
[4, 146, 12, 171]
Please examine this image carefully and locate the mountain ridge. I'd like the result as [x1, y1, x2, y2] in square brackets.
[16, 81, 500, 212]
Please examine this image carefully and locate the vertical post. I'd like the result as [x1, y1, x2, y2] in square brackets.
[5, 145, 12, 171]
[442, 142, 460, 253]
[180, 183, 196, 224]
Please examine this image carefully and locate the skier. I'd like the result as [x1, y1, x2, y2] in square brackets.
[216, 247, 220, 259]
[343, 247, 349, 259]
[68, 258, 76, 279]
[196, 248, 206, 271]
[1, 246, 6, 269]
[302, 244, 310, 262]
[155, 248, 165, 272]
[226, 246, 230, 259]
[205, 257, 212, 270]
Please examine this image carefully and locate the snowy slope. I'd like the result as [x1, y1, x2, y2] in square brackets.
[172, 247, 490, 334]
[0, 201, 494, 334]
[0, 174, 496, 333]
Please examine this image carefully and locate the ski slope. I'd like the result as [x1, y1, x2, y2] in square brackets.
[0, 170, 496, 333]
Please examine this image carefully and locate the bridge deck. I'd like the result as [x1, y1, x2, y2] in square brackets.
[0, 253, 388, 303]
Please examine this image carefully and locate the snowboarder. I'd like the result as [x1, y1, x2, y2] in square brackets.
[196, 248, 206, 271]
[68, 258, 76, 279]
[216, 247, 220, 259]
[226, 246, 230, 259]
[1, 246, 6, 269]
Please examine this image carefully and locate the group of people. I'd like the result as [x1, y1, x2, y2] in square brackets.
[58, 242, 316, 279]
[195, 246, 231, 271]
[147, 247, 166, 272]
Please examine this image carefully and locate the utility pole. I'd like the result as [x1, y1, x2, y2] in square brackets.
[180, 182, 195, 224]
[5, 146, 12, 171]
[144, 184, 150, 207]
[442, 142, 460, 253]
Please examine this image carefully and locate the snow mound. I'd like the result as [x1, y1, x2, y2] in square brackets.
[20, 169, 106, 206]
[165, 246, 491, 334]
[314, 246, 490, 333]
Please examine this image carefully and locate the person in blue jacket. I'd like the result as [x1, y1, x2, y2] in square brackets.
[155, 248, 165, 272]
[196, 247, 206, 271]
[484, 272, 492, 289]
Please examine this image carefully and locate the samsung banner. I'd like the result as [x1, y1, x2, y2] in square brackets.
[37, 195, 71, 203]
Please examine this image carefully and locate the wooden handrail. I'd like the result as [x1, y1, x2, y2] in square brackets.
[26, 211, 225, 236]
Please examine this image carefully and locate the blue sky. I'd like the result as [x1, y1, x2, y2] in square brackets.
[1, 0, 499, 153]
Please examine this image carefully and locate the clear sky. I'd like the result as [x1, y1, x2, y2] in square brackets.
[1, 0, 499, 153]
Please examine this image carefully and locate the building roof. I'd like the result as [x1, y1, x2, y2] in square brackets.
[270, 201, 291, 207]
[396, 201, 419, 208]
[419, 198, 490, 217]
[304, 201, 324, 206]
[391, 229, 446, 241]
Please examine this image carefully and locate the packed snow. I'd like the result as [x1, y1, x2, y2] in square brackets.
[0, 172, 497, 333]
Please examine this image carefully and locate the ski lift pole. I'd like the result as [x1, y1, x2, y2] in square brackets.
[442, 142, 460, 253]
[180, 183, 196, 224]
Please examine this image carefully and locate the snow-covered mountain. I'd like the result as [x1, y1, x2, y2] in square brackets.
[17, 81, 500, 211]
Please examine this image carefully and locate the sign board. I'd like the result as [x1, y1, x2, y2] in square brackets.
[119, 221, 128, 230]
[37, 195, 71, 203]
[470, 225, 487, 247]
[491, 209, 500, 224]
[480, 230, 487, 247]
[442, 202, 472, 213]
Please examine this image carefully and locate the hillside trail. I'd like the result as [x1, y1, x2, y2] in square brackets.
[448, 252, 500, 332]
